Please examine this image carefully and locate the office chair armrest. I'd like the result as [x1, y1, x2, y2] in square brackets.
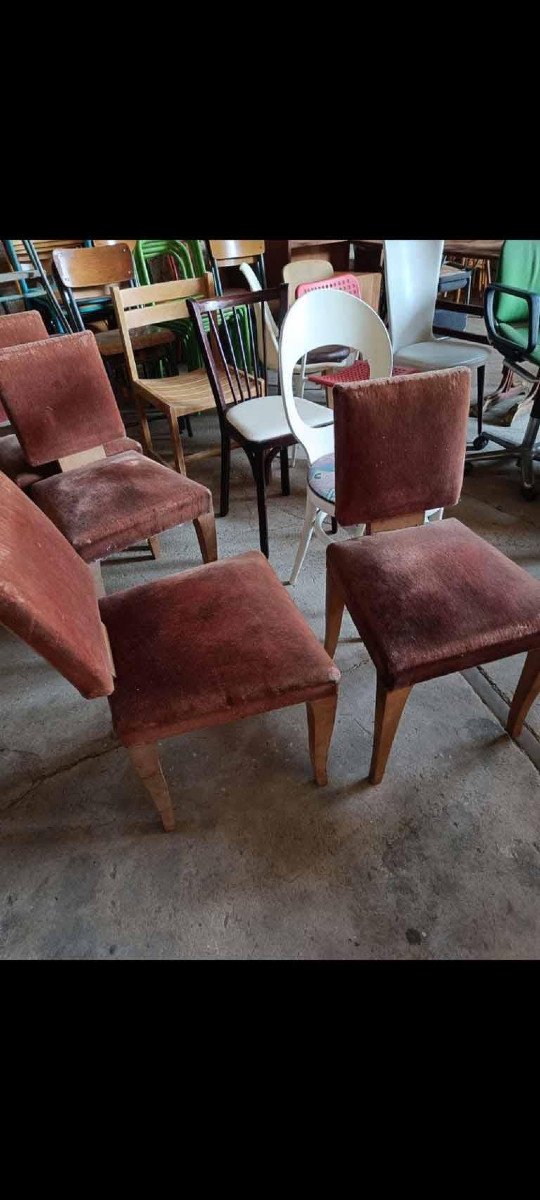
[485, 282, 540, 357]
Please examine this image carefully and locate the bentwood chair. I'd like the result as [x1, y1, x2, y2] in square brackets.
[0, 331, 217, 590]
[324, 367, 540, 783]
[383, 240, 489, 447]
[278, 287, 393, 583]
[0, 471, 340, 831]
[188, 285, 335, 557]
[112, 274, 220, 475]
[0, 309, 142, 490]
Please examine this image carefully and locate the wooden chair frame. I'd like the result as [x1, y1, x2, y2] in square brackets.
[111, 273, 221, 475]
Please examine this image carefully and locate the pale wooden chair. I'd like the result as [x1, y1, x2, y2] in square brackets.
[111, 273, 225, 475]
[206, 240, 266, 295]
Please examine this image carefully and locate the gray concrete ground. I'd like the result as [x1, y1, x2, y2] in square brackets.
[1, 335, 539, 959]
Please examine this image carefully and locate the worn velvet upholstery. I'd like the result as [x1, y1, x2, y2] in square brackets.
[0, 309, 50, 423]
[0, 433, 141, 491]
[0, 473, 113, 698]
[30, 450, 213, 562]
[0, 309, 49, 349]
[327, 519, 540, 688]
[101, 551, 340, 743]
[333, 367, 471, 527]
[0, 331, 125, 465]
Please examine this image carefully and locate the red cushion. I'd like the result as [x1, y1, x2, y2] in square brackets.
[308, 363, 419, 388]
[0, 433, 142, 491]
[101, 551, 340, 743]
[327, 518, 540, 688]
[30, 451, 213, 562]
[0, 331, 126, 465]
[0, 471, 113, 699]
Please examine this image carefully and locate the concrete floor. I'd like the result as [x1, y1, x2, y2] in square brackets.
[1, 338, 540, 959]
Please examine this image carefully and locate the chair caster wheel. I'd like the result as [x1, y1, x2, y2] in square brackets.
[521, 486, 537, 501]
[473, 434, 490, 450]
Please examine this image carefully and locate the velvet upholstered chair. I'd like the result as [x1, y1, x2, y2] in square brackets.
[324, 367, 540, 782]
[0, 329, 217, 588]
[0, 309, 142, 490]
[0, 472, 340, 831]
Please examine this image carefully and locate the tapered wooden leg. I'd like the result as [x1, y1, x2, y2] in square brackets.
[280, 445, 290, 496]
[507, 648, 540, 738]
[167, 408, 187, 474]
[369, 678, 412, 784]
[306, 691, 338, 785]
[194, 511, 218, 563]
[250, 448, 269, 558]
[324, 571, 346, 656]
[89, 560, 105, 598]
[148, 535, 161, 560]
[136, 396, 155, 460]
[220, 431, 231, 517]
[127, 742, 175, 832]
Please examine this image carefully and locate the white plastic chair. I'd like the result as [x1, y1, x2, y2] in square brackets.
[279, 289, 393, 583]
[384, 240, 489, 447]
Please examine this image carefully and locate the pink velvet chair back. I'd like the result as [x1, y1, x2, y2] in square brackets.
[0, 309, 50, 423]
[0, 309, 49, 349]
[295, 273, 361, 301]
[0, 472, 114, 698]
[0, 330, 125, 466]
[333, 366, 471, 527]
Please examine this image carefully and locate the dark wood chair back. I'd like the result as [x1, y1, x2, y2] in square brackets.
[187, 285, 287, 430]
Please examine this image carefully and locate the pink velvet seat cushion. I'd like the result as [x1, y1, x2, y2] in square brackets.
[327, 518, 540, 689]
[101, 551, 340, 744]
[0, 433, 141, 491]
[30, 451, 212, 562]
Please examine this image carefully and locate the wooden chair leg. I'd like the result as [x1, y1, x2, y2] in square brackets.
[324, 571, 346, 656]
[250, 447, 269, 558]
[136, 396, 155, 460]
[167, 409, 187, 474]
[194, 512, 218, 563]
[148, 535, 160, 560]
[127, 742, 175, 832]
[306, 691, 338, 785]
[507, 648, 540, 738]
[220, 431, 231, 518]
[280, 445, 290, 496]
[89, 560, 105, 598]
[369, 678, 412, 784]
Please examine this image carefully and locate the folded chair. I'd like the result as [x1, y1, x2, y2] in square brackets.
[324, 367, 540, 783]
[0, 472, 340, 831]
[0, 309, 141, 490]
[0, 331, 217, 588]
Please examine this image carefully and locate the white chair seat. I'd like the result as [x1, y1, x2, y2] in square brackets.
[394, 339, 488, 370]
[226, 394, 334, 444]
